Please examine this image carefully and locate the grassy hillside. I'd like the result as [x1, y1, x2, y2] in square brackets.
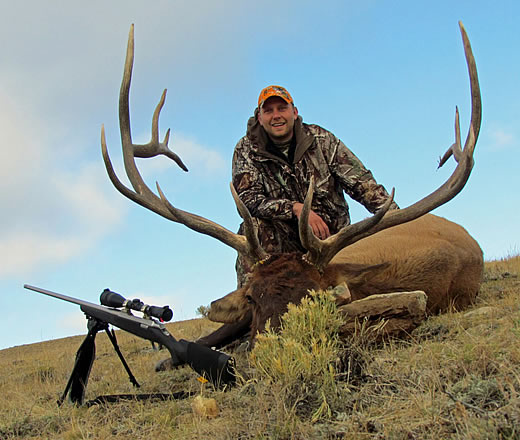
[1, 256, 519, 439]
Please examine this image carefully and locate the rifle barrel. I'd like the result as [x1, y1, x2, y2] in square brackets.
[24, 284, 166, 327]
[24, 284, 98, 309]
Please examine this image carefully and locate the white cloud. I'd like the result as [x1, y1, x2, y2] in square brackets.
[102, 130, 227, 212]
[129, 130, 226, 177]
[122, 287, 203, 322]
[0, 86, 126, 279]
[0, 88, 47, 186]
[57, 310, 89, 335]
[171, 133, 227, 174]
[0, 234, 83, 278]
[52, 164, 125, 232]
[488, 126, 517, 151]
[0, 168, 125, 278]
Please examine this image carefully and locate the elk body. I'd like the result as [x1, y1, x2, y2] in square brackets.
[208, 214, 483, 339]
[102, 22, 482, 347]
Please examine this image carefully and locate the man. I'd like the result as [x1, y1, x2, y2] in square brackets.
[232, 85, 398, 286]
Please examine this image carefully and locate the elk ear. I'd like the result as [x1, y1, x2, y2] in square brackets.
[207, 287, 250, 324]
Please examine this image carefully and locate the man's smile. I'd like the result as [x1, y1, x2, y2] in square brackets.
[257, 96, 298, 142]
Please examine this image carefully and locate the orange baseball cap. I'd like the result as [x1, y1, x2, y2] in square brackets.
[257, 85, 294, 108]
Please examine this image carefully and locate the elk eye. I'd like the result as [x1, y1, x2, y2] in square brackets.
[246, 294, 255, 304]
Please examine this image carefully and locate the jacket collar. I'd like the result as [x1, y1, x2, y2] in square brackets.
[245, 110, 314, 164]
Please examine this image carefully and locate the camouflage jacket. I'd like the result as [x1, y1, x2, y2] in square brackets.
[232, 113, 397, 254]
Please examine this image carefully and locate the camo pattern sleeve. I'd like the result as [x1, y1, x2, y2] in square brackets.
[327, 134, 399, 213]
[232, 137, 295, 221]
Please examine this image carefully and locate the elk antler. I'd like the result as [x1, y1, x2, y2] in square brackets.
[301, 21, 482, 271]
[101, 24, 268, 264]
[300, 180, 396, 267]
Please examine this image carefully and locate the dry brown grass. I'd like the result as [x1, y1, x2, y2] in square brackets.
[1, 256, 519, 439]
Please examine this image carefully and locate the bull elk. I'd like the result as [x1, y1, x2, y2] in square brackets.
[101, 22, 482, 347]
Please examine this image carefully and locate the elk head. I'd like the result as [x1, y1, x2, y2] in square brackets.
[102, 23, 481, 342]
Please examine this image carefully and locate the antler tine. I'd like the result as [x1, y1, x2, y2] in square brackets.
[459, 21, 482, 147]
[298, 177, 323, 262]
[300, 178, 395, 270]
[155, 183, 268, 264]
[438, 22, 481, 169]
[303, 21, 481, 270]
[102, 24, 267, 264]
[132, 88, 189, 172]
[101, 24, 181, 219]
[229, 183, 269, 262]
[438, 106, 462, 167]
[119, 25, 187, 189]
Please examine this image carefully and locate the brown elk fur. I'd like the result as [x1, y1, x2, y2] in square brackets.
[207, 214, 483, 341]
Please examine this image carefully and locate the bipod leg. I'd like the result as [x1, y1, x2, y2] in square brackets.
[58, 318, 105, 406]
[105, 327, 140, 388]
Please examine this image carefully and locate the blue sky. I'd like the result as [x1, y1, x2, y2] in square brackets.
[1, 1, 518, 350]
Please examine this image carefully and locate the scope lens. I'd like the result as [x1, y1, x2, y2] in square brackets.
[145, 305, 173, 321]
[100, 289, 126, 308]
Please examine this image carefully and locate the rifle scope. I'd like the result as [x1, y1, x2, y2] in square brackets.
[100, 289, 173, 322]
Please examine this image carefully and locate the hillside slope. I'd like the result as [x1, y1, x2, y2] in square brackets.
[1, 257, 519, 439]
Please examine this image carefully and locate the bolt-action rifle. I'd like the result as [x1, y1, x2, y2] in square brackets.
[24, 284, 235, 405]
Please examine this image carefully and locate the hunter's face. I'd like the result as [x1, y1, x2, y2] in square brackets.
[258, 97, 298, 143]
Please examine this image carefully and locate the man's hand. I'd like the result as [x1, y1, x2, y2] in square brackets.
[292, 202, 330, 240]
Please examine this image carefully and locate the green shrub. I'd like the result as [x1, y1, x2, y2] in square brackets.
[250, 289, 345, 422]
